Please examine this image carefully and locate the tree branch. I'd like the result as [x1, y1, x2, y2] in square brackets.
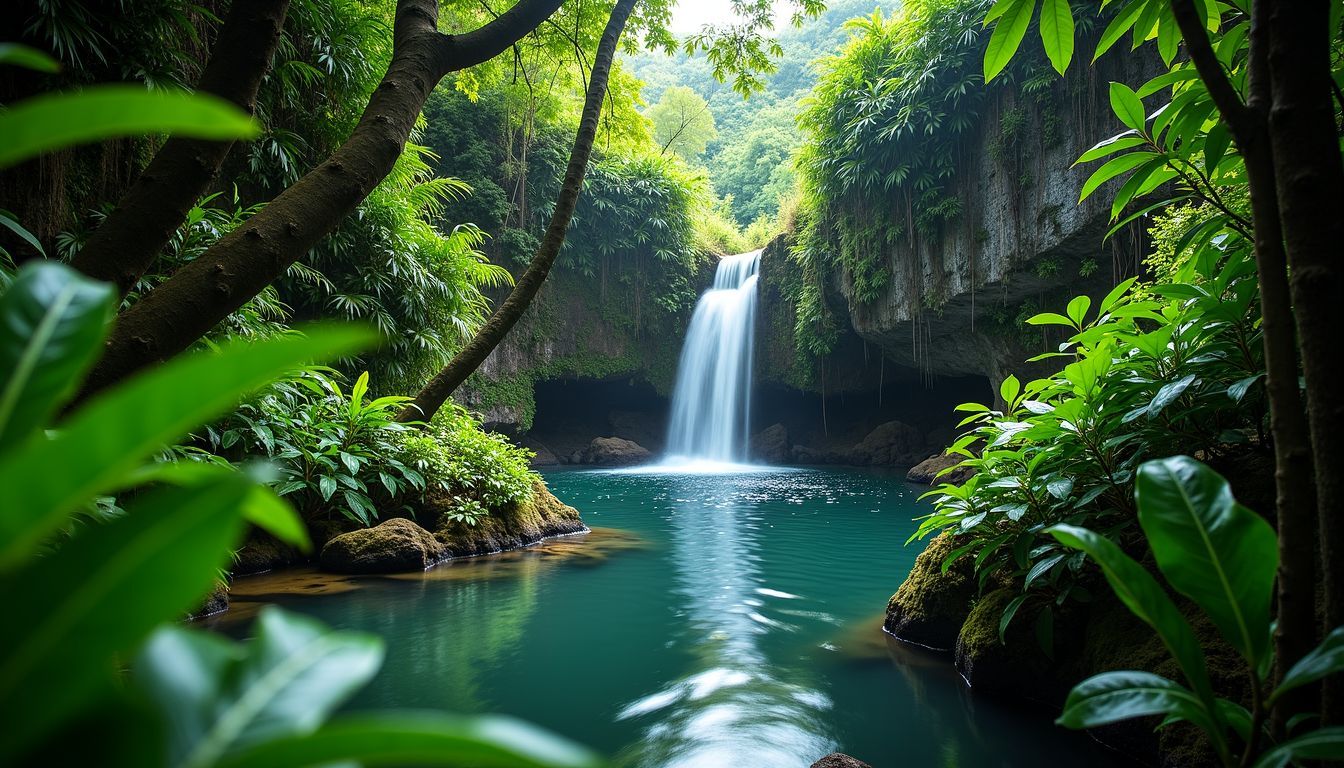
[79, 0, 565, 395]
[69, 0, 291, 296]
[1169, 0, 1251, 138]
[398, 0, 643, 422]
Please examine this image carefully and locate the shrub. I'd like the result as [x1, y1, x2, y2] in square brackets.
[211, 370, 426, 526]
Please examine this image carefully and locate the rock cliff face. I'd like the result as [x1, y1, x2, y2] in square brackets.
[758, 49, 1162, 393]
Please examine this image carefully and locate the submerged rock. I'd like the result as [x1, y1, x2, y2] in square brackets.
[319, 517, 445, 574]
[884, 532, 977, 651]
[750, 423, 790, 463]
[906, 452, 975, 485]
[811, 754, 873, 768]
[846, 420, 924, 466]
[433, 480, 587, 557]
[582, 436, 651, 466]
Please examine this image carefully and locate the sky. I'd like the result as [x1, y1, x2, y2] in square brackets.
[665, 0, 796, 35]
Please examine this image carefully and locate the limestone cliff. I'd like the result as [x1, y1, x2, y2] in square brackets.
[759, 49, 1162, 392]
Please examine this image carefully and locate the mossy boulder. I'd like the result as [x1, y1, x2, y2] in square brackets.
[432, 480, 586, 557]
[846, 420, 924, 466]
[319, 517, 445, 574]
[884, 531, 977, 651]
[582, 436, 651, 466]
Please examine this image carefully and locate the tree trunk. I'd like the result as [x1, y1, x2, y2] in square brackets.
[1264, 0, 1344, 725]
[397, 0, 641, 423]
[69, 0, 291, 296]
[1170, 0, 1318, 730]
[79, 0, 565, 396]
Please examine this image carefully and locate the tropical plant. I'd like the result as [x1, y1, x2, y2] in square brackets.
[0, 260, 599, 768]
[210, 369, 427, 526]
[402, 404, 541, 512]
[916, 233, 1264, 640]
[1050, 456, 1344, 767]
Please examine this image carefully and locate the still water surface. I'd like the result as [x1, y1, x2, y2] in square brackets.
[228, 467, 1130, 767]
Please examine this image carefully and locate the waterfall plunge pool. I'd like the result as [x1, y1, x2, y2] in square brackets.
[218, 467, 1133, 767]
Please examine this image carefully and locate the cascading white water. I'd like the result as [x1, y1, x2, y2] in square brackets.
[663, 250, 761, 465]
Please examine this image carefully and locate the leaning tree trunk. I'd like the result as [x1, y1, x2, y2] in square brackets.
[69, 0, 291, 296]
[1170, 0, 1319, 731]
[78, 0, 565, 397]
[1263, 0, 1344, 726]
[397, 0, 641, 423]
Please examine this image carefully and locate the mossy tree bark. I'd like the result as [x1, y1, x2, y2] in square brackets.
[1263, 0, 1344, 726]
[68, 0, 291, 297]
[1170, 0, 1319, 733]
[78, 0, 565, 396]
[397, 0, 641, 423]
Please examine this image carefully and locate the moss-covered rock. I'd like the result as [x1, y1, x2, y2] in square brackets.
[953, 588, 1063, 702]
[319, 518, 445, 574]
[884, 532, 977, 651]
[582, 436, 651, 466]
[432, 480, 587, 557]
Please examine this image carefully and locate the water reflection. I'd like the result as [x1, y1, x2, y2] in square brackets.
[614, 474, 835, 767]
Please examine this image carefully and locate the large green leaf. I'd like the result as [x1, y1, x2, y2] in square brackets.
[0, 86, 259, 169]
[1057, 671, 1212, 731]
[1038, 0, 1075, 74]
[0, 326, 373, 568]
[984, 0, 1034, 81]
[0, 44, 61, 73]
[215, 713, 604, 768]
[1136, 456, 1277, 666]
[135, 607, 383, 768]
[0, 475, 252, 760]
[1252, 727, 1344, 768]
[0, 262, 115, 450]
[1109, 81, 1147, 132]
[1048, 524, 1216, 704]
[1272, 626, 1344, 703]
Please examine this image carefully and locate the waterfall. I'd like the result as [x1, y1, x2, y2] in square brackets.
[664, 250, 761, 465]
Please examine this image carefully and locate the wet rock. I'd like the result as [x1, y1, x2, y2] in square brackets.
[528, 442, 560, 467]
[186, 580, 229, 620]
[320, 518, 445, 574]
[750, 423, 790, 463]
[884, 532, 977, 651]
[811, 754, 873, 768]
[567, 450, 584, 465]
[906, 452, 975, 485]
[233, 529, 302, 575]
[433, 480, 587, 557]
[582, 436, 651, 466]
[846, 420, 924, 466]
[791, 444, 844, 465]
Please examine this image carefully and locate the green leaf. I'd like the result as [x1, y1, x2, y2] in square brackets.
[1066, 295, 1091, 327]
[1038, 0, 1075, 74]
[1026, 311, 1075, 327]
[0, 326, 374, 568]
[1048, 524, 1216, 704]
[1147, 373, 1196, 419]
[215, 713, 604, 768]
[1094, 0, 1145, 60]
[1057, 671, 1213, 731]
[0, 209, 48, 257]
[135, 607, 383, 768]
[1079, 151, 1158, 202]
[0, 44, 61, 73]
[0, 262, 115, 450]
[1252, 727, 1344, 768]
[319, 475, 338, 501]
[999, 593, 1029, 644]
[1099, 277, 1137, 315]
[984, 0, 1034, 82]
[1272, 627, 1344, 703]
[0, 86, 260, 170]
[1000, 374, 1021, 406]
[1075, 132, 1144, 164]
[0, 474, 252, 759]
[1109, 81, 1147, 132]
[1136, 457, 1277, 667]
